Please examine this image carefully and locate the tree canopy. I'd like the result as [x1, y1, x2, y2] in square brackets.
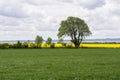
[35, 35, 43, 44]
[46, 37, 52, 44]
[57, 16, 92, 48]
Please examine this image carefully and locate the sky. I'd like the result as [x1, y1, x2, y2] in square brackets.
[0, 0, 120, 40]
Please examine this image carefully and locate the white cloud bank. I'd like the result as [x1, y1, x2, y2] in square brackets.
[0, 0, 120, 40]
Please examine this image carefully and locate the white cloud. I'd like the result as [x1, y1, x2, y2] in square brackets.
[0, 0, 28, 18]
[0, 0, 120, 40]
[74, 0, 106, 9]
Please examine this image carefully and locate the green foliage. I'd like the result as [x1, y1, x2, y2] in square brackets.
[46, 37, 52, 44]
[21, 43, 28, 48]
[35, 35, 44, 44]
[58, 16, 92, 48]
[10, 41, 23, 48]
[17, 41, 22, 48]
[0, 43, 9, 49]
[28, 43, 42, 48]
[0, 49, 120, 79]
[65, 44, 73, 48]
[50, 43, 55, 48]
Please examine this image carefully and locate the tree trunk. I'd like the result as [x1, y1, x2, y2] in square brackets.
[74, 43, 80, 48]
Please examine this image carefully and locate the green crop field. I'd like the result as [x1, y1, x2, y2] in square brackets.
[0, 49, 120, 80]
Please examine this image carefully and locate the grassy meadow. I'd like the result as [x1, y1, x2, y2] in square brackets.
[0, 49, 120, 80]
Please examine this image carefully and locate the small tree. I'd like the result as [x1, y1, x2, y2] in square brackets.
[17, 40, 22, 48]
[35, 35, 43, 44]
[39, 36, 44, 44]
[46, 37, 52, 44]
[58, 16, 92, 48]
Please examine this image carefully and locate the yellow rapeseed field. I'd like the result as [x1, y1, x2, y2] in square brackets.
[28, 43, 120, 48]
[55, 43, 120, 48]
[81, 43, 120, 48]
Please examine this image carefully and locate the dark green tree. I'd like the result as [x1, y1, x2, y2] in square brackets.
[58, 16, 92, 48]
[35, 35, 43, 44]
[46, 37, 52, 44]
[17, 40, 22, 48]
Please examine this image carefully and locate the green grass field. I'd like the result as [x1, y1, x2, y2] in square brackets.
[0, 49, 120, 80]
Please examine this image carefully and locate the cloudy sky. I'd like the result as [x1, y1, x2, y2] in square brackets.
[0, 0, 120, 40]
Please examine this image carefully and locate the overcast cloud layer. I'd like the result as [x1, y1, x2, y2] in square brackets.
[0, 0, 120, 40]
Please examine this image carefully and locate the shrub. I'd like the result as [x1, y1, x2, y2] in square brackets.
[0, 43, 9, 49]
[51, 43, 55, 48]
[66, 44, 75, 48]
[16, 41, 22, 48]
[21, 43, 28, 48]
[28, 43, 38, 48]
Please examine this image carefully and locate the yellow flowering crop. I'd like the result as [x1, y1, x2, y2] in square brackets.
[28, 43, 120, 48]
[81, 43, 120, 48]
[54, 44, 64, 48]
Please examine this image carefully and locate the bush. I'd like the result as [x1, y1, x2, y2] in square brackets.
[66, 44, 75, 48]
[21, 43, 28, 48]
[51, 43, 55, 48]
[0, 43, 9, 49]
[16, 41, 22, 48]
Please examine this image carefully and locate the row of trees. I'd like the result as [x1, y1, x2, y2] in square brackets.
[0, 16, 92, 48]
[35, 16, 92, 48]
[35, 35, 63, 44]
[35, 35, 52, 44]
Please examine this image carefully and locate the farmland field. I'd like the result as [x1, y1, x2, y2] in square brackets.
[0, 49, 120, 80]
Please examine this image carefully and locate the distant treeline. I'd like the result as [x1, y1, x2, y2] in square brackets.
[0, 42, 120, 49]
[0, 35, 120, 49]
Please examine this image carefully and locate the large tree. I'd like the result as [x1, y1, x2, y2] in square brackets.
[57, 16, 92, 48]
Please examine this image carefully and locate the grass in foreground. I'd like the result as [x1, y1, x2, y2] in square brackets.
[0, 49, 120, 80]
